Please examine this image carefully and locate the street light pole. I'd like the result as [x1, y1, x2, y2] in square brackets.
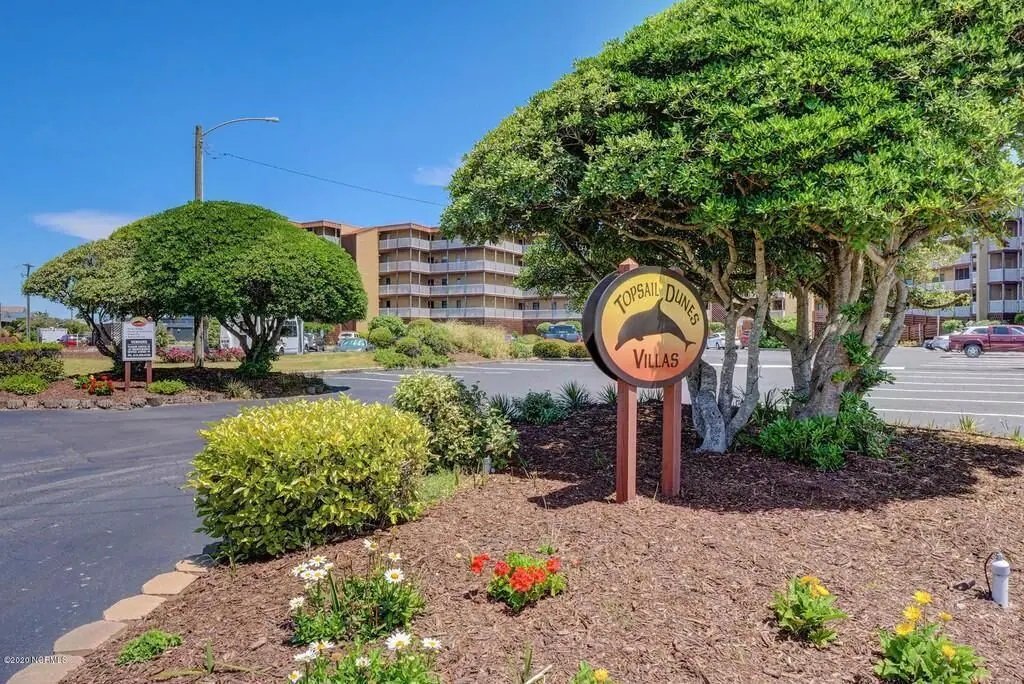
[190, 116, 279, 364]
[22, 263, 33, 341]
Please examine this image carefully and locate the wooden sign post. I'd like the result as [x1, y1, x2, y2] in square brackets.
[122, 317, 157, 392]
[582, 260, 708, 503]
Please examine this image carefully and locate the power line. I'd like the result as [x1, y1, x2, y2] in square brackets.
[207, 148, 445, 207]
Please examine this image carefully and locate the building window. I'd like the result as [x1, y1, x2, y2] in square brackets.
[454, 299, 462, 308]
[954, 267, 970, 280]
[1006, 283, 1020, 299]
[441, 278, 448, 286]
[551, 301, 557, 310]
[428, 301, 434, 309]
[1005, 252, 1019, 269]
[517, 302, 525, 310]
[532, 302, 540, 310]
[991, 253, 1004, 269]
[385, 300, 391, 308]
[771, 298, 785, 311]
[440, 301, 448, 309]
[427, 279, 434, 286]
[385, 277, 392, 285]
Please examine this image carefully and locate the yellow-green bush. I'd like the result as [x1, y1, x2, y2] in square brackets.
[188, 398, 430, 559]
[533, 339, 571, 358]
[440, 321, 510, 359]
[0, 342, 63, 381]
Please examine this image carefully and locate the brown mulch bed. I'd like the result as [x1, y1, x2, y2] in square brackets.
[0, 367, 333, 406]
[65, 405, 1024, 683]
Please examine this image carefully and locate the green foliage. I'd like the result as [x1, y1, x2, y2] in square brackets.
[572, 662, 617, 684]
[408, 322, 455, 355]
[876, 597, 986, 683]
[0, 373, 49, 395]
[488, 393, 517, 421]
[771, 576, 847, 648]
[221, 379, 258, 399]
[510, 341, 534, 358]
[155, 323, 175, 350]
[148, 379, 188, 395]
[517, 334, 541, 346]
[840, 333, 895, 392]
[556, 320, 582, 332]
[639, 388, 664, 404]
[708, 322, 726, 334]
[293, 643, 440, 684]
[236, 355, 274, 379]
[837, 393, 891, 458]
[942, 320, 965, 334]
[557, 381, 592, 412]
[482, 551, 567, 613]
[513, 390, 566, 425]
[535, 322, 552, 334]
[290, 557, 424, 645]
[116, 629, 182, 665]
[392, 373, 517, 471]
[567, 343, 590, 359]
[439, 322, 509, 359]
[758, 416, 847, 471]
[367, 327, 396, 348]
[394, 336, 422, 358]
[532, 339, 570, 358]
[187, 398, 429, 559]
[598, 384, 618, 406]
[374, 347, 409, 369]
[0, 342, 64, 381]
[1015, 313, 1024, 325]
[369, 314, 408, 338]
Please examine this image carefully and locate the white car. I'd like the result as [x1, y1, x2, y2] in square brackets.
[707, 333, 729, 349]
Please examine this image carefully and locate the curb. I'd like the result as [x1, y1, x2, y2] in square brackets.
[6, 554, 214, 683]
[0, 384, 340, 412]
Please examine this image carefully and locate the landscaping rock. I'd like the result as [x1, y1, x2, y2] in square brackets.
[41, 399, 61, 409]
[24, 400, 39, 409]
[102, 594, 165, 621]
[7, 655, 84, 684]
[96, 399, 113, 409]
[53, 620, 125, 656]
[146, 397, 164, 407]
[142, 571, 197, 596]
[78, 399, 93, 409]
[60, 399, 79, 410]
[130, 396, 148, 407]
[7, 399, 25, 410]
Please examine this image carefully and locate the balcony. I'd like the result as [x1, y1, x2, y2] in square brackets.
[989, 268, 1021, 283]
[953, 305, 976, 318]
[430, 238, 525, 255]
[378, 307, 432, 319]
[379, 284, 431, 296]
[378, 237, 432, 251]
[521, 309, 582, 320]
[952, 278, 974, 291]
[428, 260, 521, 275]
[989, 300, 1022, 314]
[378, 260, 431, 274]
[429, 284, 522, 297]
[954, 252, 972, 265]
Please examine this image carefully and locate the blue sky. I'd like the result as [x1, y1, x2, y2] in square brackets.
[0, 1, 673, 317]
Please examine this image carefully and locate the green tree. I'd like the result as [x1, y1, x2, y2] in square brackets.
[121, 202, 366, 373]
[444, 0, 1024, 437]
[22, 237, 158, 359]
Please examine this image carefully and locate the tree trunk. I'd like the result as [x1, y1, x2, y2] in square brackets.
[687, 359, 727, 453]
[192, 315, 205, 368]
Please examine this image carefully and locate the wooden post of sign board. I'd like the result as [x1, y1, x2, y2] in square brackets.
[146, 361, 153, 385]
[614, 258, 639, 503]
[123, 361, 130, 392]
[661, 380, 683, 498]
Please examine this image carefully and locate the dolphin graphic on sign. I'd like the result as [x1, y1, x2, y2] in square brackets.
[614, 299, 695, 351]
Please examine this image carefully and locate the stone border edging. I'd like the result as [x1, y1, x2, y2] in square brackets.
[6, 554, 214, 684]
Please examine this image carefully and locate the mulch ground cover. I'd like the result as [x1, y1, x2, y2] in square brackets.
[0, 367, 331, 406]
[66, 404, 1024, 683]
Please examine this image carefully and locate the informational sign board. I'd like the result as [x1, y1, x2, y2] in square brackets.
[585, 266, 708, 388]
[121, 317, 156, 361]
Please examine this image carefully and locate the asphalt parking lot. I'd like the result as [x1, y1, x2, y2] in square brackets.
[1, 346, 1021, 679]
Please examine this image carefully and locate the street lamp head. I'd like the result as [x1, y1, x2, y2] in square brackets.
[265, 117, 280, 123]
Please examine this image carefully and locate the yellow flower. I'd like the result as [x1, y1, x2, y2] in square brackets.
[938, 611, 953, 622]
[798, 575, 820, 586]
[941, 644, 956, 661]
[594, 670, 610, 683]
[902, 604, 922, 622]
[913, 590, 933, 605]
[894, 622, 915, 637]
[810, 583, 831, 598]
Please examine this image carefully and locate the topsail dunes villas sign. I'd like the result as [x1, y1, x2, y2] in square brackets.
[582, 260, 708, 502]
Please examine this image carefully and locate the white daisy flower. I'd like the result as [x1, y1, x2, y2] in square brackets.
[313, 640, 334, 653]
[291, 563, 308, 577]
[320, 562, 334, 572]
[387, 551, 401, 562]
[363, 539, 378, 552]
[288, 596, 305, 611]
[287, 670, 303, 683]
[311, 568, 328, 581]
[299, 569, 316, 582]
[310, 555, 327, 565]
[421, 637, 442, 651]
[383, 567, 405, 584]
[293, 649, 317, 663]
[303, 581, 314, 591]
[355, 656, 371, 668]
[386, 630, 412, 651]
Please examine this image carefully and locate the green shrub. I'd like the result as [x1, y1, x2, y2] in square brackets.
[479, 551, 567, 613]
[488, 393, 517, 421]
[369, 314, 408, 338]
[510, 341, 534, 358]
[0, 342, 63, 381]
[557, 381, 591, 412]
[567, 344, 590, 359]
[0, 373, 49, 395]
[290, 555, 425, 645]
[291, 642, 440, 683]
[941, 319, 964, 333]
[517, 334, 542, 346]
[708, 321, 726, 333]
[222, 379, 258, 399]
[148, 379, 188, 395]
[117, 629, 182, 665]
[374, 347, 408, 368]
[555, 320, 582, 332]
[837, 393, 891, 458]
[417, 350, 449, 368]
[407, 318, 433, 332]
[440, 321, 509, 359]
[394, 336, 422, 358]
[532, 340, 570, 358]
[393, 373, 516, 471]
[367, 327, 396, 348]
[513, 391, 566, 425]
[409, 322, 455, 355]
[187, 398, 429, 559]
[758, 416, 847, 471]
[236, 355, 273, 379]
[535, 322, 552, 334]
[598, 384, 618, 406]
[1014, 313, 1024, 325]
[772, 576, 847, 648]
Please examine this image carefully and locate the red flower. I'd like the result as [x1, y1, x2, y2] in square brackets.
[470, 553, 490, 575]
[529, 567, 548, 585]
[493, 561, 511, 577]
[546, 557, 561, 574]
[509, 567, 534, 593]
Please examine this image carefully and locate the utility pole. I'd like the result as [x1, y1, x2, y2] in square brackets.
[194, 124, 204, 202]
[22, 263, 33, 341]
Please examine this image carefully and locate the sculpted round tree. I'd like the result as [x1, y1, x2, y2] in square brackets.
[120, 201, 366, 374]
[444, 0, 1024, 442]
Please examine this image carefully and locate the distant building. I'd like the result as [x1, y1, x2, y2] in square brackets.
[0, 305, 26, 324]
[298, 220, 580, 333]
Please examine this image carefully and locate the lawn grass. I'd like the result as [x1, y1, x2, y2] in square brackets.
[61, 351, 378, 377]
[416, 469, 462, 507]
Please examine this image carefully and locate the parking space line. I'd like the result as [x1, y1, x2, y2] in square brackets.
[893, 373, 1020, 380]
[874, 408, 1024, 419]
[871, 388, 1024, 395]
[341, 376, 401, 384]
[869, 396, 1015, 405]
[891, 381, 1006, 387]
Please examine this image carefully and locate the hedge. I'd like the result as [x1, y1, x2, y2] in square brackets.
[0, 342, 64, 381]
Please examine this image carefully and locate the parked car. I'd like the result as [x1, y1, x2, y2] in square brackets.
[923, 334, 951, 351]
[338, 331, 359, 340]
[337, 337, 373, 353]
[542, 324, 581, 343]
[707, 332, 740, 349]
[949, 325, 1024, 357]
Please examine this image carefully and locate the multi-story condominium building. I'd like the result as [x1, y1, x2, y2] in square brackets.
[909, 212, 1024, 323]
[298, 220, 579, 333]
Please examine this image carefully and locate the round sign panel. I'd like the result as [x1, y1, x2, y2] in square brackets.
[591, 267, 708, 388]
